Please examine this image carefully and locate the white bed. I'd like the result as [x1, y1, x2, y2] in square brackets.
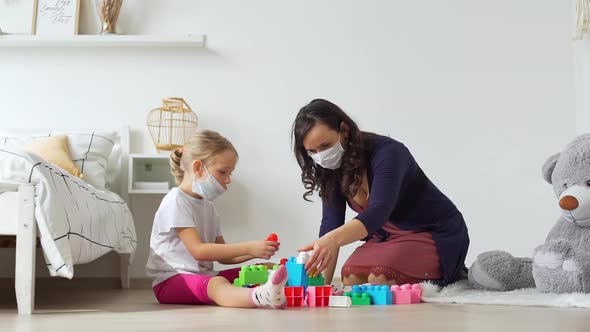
[0, 127, 137, 315]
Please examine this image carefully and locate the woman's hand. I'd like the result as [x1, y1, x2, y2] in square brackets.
[245, 240, 279, 260]
[299, 233, 340, 277]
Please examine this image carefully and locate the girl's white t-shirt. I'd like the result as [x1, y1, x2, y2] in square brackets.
[146, 187, 222, 286]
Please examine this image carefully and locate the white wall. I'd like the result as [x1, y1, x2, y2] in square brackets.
[0, 0, 576, 280]
[575, 38, 590, 133]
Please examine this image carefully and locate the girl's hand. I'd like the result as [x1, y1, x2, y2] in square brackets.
[246, 240, 279, 260]
[299, 234, 339, 276]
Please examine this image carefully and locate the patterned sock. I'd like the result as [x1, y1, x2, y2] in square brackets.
[331, 284, 346, 296]
[249, 265, 288, 309]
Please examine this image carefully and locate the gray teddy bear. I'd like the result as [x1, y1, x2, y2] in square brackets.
[468, 134, 590, 293]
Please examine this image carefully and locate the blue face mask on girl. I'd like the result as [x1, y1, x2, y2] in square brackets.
[192, 163, 226, 201]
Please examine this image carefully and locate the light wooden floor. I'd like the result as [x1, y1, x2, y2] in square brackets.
[1, 287, 589, 332]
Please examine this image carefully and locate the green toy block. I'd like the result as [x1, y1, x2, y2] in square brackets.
[344, 291, 372, 306]
[234, 265, 268, 287]
[308, 274, 325, 286]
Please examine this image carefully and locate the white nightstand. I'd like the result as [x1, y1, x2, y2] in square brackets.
[128, 154, 175, 195]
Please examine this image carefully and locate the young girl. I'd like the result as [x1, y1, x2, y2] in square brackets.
[146, 130, 288, 309]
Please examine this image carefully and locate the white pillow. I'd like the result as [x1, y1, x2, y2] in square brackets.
[0, 129, 51, 147]
[0, 130, 116, 190]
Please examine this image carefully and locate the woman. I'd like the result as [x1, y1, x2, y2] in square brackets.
[293, 99, 469, 286]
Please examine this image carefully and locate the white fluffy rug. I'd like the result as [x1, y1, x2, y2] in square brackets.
[420, 280, 590, 308]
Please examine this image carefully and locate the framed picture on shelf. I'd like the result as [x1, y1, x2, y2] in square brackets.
[32, 0, 80, 35]
[0, 0, 36, 34]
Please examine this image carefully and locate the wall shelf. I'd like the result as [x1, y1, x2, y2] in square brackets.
[128, 154, 175, 195]
[0, 34, 205, 48]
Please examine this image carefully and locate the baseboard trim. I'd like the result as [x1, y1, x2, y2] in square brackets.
[0, 277, 153, 290]
[130, 278, 153, 289]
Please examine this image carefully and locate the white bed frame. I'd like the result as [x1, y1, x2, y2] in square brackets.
[0, 127, 131, 315]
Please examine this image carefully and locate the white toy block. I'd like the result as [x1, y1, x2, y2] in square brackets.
[328, 296, 352, 308]
[296, 252, 310, 264]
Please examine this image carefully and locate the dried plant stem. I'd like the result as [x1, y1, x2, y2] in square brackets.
[96, 0, 123, 34]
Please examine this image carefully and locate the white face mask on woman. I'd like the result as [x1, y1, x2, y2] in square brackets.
[192, 164, 226, 201]
[308, 134, 345, 170]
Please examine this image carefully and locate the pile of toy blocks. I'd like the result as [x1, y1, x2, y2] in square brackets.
[282, 252, 423, 308]
[231, 238, 424, 308]
[284, 252, 325, 287]
[283, 252, 332, 307]
[337, 283, 422, 306]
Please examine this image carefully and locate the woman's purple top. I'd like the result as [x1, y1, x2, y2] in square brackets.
[319, 134, 469, 285]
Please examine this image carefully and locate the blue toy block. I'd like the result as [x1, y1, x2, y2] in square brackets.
[351, 285, 367, 294]
[366, 285, 392, 305]
[285, 256, 309, 287]
[352, 285, 392, 305]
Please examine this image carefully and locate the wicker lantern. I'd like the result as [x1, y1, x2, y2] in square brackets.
[147, 97, 199, 152]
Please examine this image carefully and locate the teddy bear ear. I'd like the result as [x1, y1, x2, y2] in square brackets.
[575, 133, 590, 143]
[542, 153, 560, 184]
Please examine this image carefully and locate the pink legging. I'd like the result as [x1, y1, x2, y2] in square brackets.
[153, 268, 241, 305]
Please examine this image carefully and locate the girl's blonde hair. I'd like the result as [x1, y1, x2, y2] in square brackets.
[170, 130, 238, 185]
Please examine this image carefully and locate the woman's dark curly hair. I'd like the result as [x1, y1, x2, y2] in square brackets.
[292, 99, 374, 201]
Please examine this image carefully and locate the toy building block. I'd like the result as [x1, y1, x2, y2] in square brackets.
[351, 285, 365, 294]
[366, 285, 392, 305]
[285, 256, 309, 287]
[391, 284, 412, 304]
[284, 286, 305, 307]
[328, 296, 352, 308]
[280, 258, 288, 265]
[266, 233, 280, 245]
[365, 285, 392, 305]
[296, 251, 310, 264]
[306, 286, 332, 307]
[410, 284, 422, 304]
[351, 292, 372, 306]
[344, 291, 372, 306]
[308, 275, 325, 286]
[307, 269, 325, 286]
[234, 265, 268, 287]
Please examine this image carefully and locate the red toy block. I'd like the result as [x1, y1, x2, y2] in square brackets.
[306, 286, 333, 307]
[265, 233, 280, 246]
[391, 284, 412, 304]
[284, 286, 305, 307]
[280, 258, 288, 265]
